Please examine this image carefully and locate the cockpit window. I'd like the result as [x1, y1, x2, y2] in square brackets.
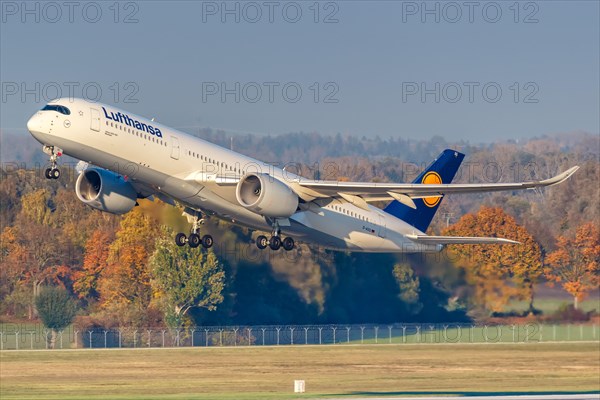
[41, 104, 71, 115]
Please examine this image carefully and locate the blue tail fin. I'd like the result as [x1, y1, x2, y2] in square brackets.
[383, 149, 464, 232]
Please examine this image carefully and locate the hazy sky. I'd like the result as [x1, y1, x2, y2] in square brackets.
[1, 1, 598, 142]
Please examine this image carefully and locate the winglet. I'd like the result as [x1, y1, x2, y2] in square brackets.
[538, 166, 579, 187]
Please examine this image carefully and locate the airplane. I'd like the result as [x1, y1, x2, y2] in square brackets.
[26, 98, 579, 253]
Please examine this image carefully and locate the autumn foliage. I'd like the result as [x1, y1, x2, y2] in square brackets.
[73, 229, 113, 301]
[443, 207, 542, 314]
[545, 223, 600, 309]
[95, 208, 161, 326]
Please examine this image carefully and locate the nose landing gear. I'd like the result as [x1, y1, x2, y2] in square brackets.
[43, 145, 62, 179]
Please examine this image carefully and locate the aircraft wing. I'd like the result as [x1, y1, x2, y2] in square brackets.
[406, 234, 519, 245]
[290, 166, 579, 209]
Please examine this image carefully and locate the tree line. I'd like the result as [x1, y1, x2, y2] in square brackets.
[0, 133, 598, 329]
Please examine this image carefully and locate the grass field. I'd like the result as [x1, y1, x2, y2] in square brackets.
[1, 343, 599, 399]
[507, 297, 600, 315]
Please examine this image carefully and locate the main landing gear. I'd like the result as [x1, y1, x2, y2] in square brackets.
[255, 221, 295, 251]
[175, 212, 213, 249]
[43, 145, 62, 179]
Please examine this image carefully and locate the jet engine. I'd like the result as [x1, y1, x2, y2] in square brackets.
[75, 167, 138, 215]
[236, 173, 299, 218]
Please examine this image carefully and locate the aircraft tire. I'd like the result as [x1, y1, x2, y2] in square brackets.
[282, 237, 295, 251]
[201, 235, 214, 249]
[256, 235, 268, 250]
[188, 233, 201, 248]
[269, 236, 281, 251]
[175, 233, 187, 246]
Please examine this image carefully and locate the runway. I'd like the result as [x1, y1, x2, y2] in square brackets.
[340, 395, 600, 400]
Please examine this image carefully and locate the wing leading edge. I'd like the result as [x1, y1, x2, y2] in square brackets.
[292, 165, 579, 201]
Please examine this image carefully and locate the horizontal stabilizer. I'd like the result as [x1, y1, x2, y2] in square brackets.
[406, 234, 520, 245]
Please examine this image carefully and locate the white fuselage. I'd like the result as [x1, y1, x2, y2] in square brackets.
[26, 98, 441, 253]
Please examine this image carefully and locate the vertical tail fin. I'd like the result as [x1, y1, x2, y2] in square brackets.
[383, 149, 464, 232]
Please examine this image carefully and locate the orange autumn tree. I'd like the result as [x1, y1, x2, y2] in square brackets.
[1, 190, 70, 319]
[96, 208, 160, 326]
[545, 222, 600, 309]
[73, 229, 114, 303]
[443, 206, 542, 314]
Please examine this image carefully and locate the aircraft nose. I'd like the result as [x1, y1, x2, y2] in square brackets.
[27, 113, 40, 133]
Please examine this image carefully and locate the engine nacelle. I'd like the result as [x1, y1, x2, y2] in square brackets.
[75, 168, 137, 215]
[236, 173, 299, 218]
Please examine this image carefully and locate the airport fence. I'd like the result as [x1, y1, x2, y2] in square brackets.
[1, 322, 599, 350]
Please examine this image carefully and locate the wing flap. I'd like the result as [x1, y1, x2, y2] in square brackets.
[338, 192, 371, 211]
[387, 191, 417, 209]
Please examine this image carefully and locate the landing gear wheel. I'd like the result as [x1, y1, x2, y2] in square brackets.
[188, 234, 201, 248]
[201, 235, 214, 249]
[282, 237, 295, 251]
[256, 235, 268, 250]
[269, 236, 282, 251]
[42, 146, 62, 180]
[175, 233, 187, 247]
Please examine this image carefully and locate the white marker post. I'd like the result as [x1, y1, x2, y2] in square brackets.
[294, 380, 305, 393]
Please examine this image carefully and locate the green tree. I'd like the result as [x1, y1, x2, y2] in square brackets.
[392, 262, 422, 314]
[20, 189, 53, 226]
[150, 228, 225, 329]
[35, 286, 77, 348]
